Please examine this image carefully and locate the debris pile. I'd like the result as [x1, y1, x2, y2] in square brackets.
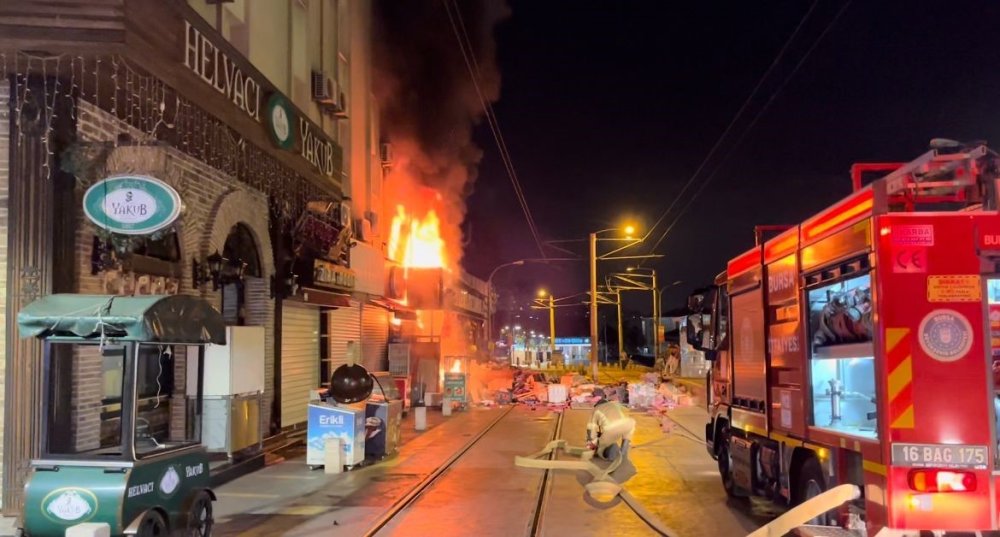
[477, 367, 700, 413]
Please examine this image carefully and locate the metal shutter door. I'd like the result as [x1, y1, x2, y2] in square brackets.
[361, 304, 389, 371]
[280, 304, 319, 427]
[326, 301, 361, 372]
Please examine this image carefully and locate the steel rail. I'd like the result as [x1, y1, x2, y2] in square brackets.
[361, 405, 517, 537]
[528, 409, 565, 536]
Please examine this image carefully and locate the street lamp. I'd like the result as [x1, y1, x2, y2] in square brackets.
[486, 260, 528, 354]
[535, 289, 557, 356]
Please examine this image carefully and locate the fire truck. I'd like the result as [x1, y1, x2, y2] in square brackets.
[685, 141, 1000, 535]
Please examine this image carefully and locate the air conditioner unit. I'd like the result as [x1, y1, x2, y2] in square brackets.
[333, 90, 348, 119]
[311, 71, 339, 107]
[354, 218, 373, 242]
[380, 143, 394, 166]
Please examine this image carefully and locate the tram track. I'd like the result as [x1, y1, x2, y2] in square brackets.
[360, 405, 565, 537]
[360, 404, 519, 537]
[527, 409, 565, 537]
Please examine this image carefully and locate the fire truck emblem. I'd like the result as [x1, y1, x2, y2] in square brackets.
[918, 309, 973, 362]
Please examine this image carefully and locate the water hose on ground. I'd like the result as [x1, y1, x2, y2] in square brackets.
[745, 484, 860, 537]
[514, 439, 679, 537]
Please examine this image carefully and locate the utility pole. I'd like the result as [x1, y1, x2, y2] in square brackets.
[548, 293, 556, 355]
[616, 288, 624, 366]
[652, 270, 660, 363]
[589, 231, 599, 380]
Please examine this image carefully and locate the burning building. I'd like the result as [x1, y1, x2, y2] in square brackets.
[373, 0, 508, 403]
[385, 197, 489, 402]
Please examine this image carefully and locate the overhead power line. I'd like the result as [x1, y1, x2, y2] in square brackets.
[444, 0, 548, 259]
[640, 0, 821, 247]
[642, 0, 854, 259]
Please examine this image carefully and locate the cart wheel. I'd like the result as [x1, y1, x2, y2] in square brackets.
[188, 491, 214, 537]
[137, 510, 168, 537]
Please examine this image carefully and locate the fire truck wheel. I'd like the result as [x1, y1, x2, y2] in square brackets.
[794, 457, 834, 525]
[717, 425, 746, 498]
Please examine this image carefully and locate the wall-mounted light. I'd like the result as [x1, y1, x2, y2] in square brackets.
[192, 250, 224, 290]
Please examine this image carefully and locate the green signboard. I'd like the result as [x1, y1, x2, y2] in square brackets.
[266, 93, 295, 150]
[83, 175, 183, 236]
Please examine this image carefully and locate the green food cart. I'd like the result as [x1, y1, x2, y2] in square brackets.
[16, 294, 227, 537]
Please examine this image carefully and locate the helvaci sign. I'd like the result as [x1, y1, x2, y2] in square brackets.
[83, 175, 183, 235]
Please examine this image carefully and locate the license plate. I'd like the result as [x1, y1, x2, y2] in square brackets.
[891, 443, 989, 469]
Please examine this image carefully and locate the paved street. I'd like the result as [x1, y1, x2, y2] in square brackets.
[212, 399, 771, 536]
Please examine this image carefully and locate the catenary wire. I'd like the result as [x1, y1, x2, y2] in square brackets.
[638, 0, 821, 251]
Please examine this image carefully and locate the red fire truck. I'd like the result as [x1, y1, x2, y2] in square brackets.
[685, 141, 1000, 535]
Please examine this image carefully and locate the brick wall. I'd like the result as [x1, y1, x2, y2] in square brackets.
[0, 81, 10, 501]
[73, 100, 278, 447]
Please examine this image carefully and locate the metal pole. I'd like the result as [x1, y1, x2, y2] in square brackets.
[616, 288, 624, 367]
[589, 232, 599, 380]
[652, 270, 660, 364]
[549, 294, 556, 355]
[486, 287, 492, 355]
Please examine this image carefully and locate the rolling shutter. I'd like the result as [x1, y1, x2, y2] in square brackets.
[324, 300, 361, 376]
[280, 303, 320, 427]
[361, 303, 389, 371]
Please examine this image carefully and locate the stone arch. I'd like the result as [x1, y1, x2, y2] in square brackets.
[203, 189, 275, 278]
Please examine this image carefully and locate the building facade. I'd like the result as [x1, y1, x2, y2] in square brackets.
[0, 0, 386, 512]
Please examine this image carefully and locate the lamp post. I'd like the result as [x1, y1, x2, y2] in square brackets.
[537, 289, 556, 357]
[486, 260, 526, 354]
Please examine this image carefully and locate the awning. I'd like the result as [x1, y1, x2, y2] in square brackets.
[17, 294, 226, 344]
[368, 297, 417, 320]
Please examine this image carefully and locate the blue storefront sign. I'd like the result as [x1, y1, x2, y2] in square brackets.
[306, 403, 365, 467]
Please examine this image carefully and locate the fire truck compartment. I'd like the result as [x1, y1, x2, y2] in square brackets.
[807, 274, 878, 439]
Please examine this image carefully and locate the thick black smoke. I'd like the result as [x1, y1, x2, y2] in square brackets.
[373, 0, 510, 266]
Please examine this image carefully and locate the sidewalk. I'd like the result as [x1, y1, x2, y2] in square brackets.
[212, 405, 507, 534]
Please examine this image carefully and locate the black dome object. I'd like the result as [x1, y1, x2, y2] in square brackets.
[329, 363, 374, 404]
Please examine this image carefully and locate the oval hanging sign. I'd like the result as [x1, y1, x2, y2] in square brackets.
[83, 175, 182, 235]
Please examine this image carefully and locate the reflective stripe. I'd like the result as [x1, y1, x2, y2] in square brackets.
[863, 459, 886, 476]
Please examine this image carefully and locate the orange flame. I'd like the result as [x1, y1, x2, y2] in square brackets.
[387, 204, 446, 269]
[450, 358, 462, 373]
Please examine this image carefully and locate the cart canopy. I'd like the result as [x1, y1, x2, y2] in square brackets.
[17, 294, 226, 344]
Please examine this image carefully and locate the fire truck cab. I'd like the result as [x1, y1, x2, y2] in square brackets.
[686, 141, 1000, 535]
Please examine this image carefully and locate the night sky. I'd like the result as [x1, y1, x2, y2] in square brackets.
[461, 0, 1000, 336]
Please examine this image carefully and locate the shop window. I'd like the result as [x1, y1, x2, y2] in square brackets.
[131, 229, 181, 263]
[807, 273, 878, 439]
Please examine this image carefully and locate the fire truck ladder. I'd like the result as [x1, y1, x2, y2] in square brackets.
[866, 142, 999, 209]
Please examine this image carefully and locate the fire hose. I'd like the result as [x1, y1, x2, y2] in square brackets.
[745, 484, 860, 537]
[514, 439, 679, 537]
[517, 439, 861, 537]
